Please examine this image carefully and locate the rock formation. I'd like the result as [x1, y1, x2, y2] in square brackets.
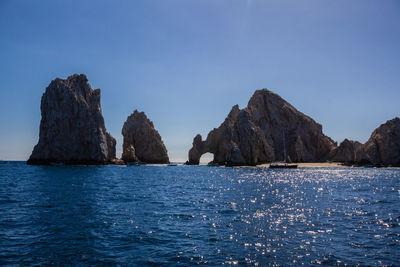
[187, 89, 335, 166]
[328, 117, 400, 166]
[27, 74, 116, 165]
[121, 110, 169, 164]
[364, 117, 400, 166]
[328, 139, 368, 164]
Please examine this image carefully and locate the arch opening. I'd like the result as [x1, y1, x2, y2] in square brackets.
[199, 152, 214, 165]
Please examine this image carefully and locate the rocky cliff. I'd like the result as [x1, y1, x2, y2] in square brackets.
[328, 118, 400, 166]
[328, 139, 368, 164]
[27, 74, 116, 165]
[187, 89, 335, 166]
[364, 117, 400, 166]
[121, 110, 169, 164]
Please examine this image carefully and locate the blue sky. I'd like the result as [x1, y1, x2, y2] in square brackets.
[0, 0, 399, 161]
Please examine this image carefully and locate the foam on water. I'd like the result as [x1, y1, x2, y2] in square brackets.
[0, 162, 399, 265]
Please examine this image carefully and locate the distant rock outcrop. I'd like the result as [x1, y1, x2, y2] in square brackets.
[363, 117, 400, 166]
[187, 89, 335, 166]
[27, 74, 116, 165]
[328, 118, 400, 166]
[328, 139, 368, 164]
[121, 110, 169, 164]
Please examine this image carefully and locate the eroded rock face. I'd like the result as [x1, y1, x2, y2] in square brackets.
[364, 117, 400, 166]
[27, 74, 116, 165]
[121, 110, 169, 164]
[187, 89, 335, 166]
[327, 118, 400, 166]
[328, 139, 368, 164]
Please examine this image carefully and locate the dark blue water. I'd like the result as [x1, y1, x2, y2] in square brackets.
[0, 162, 399, 266]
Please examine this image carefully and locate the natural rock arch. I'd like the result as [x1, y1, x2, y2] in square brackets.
[187, 134, 209, 165]
[186, 89, 336, 166]
[199, 152, 214, 164]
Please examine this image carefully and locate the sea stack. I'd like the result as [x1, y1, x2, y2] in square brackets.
[27, 74, 116, 165]
[121, 110, 169, 164]
[187, 89, 335, 166]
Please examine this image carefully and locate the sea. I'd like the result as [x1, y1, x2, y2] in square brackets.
[0, 162, 399, 266]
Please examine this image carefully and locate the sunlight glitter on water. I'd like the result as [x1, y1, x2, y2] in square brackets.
[0, 163, 399, 265]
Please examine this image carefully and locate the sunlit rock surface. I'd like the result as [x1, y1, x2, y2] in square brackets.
[27, 74, 116, 165]
[187, 89, 335, 166]
[121, 110, 169, 164]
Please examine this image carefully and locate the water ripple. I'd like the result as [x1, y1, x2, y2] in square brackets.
[0, 163, 399, 266]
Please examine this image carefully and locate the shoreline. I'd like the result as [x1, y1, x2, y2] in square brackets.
[2, 160, 399, 168]
[258, 162, 349, 168]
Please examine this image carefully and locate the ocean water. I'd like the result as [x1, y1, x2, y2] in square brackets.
[0, 162, 399, 266]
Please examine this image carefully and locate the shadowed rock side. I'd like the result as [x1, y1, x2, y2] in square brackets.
[187, 89, 335, 166]
[364, 117, 400, 166]
[329, 139, 369, 165]
[27, 74, 116, 165]
[331, 117, 400, 166]
[121, 110, 169, 164]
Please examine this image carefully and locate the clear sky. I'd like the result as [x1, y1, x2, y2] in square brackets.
[0, 0, 399, 162]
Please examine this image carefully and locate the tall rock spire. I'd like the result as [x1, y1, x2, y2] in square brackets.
[27, 74, 116, 165]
